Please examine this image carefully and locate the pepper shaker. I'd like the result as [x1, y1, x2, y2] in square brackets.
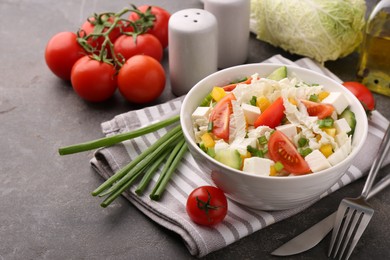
[169, 9, 218, 96]
[204, 0, 250, 69]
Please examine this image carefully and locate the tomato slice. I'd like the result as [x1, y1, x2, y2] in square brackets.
[222, 77, 252, 91]
[301, 100, 334, 119]
[268, 131, 311, 175]
[209, 93, 236, 141]
[254, 97, 285, 128]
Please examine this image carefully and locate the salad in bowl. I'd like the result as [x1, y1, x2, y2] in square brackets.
[180, 64, 367, 210]
[191, 66, 356, 176]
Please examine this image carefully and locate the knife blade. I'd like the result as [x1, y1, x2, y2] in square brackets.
[271, 172, 390, 256]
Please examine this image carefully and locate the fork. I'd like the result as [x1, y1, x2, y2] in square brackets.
[328, 124, 390, 260]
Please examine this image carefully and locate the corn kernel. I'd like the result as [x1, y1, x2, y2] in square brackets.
[201, 133, 215, 148]
[288, 97, 298, 106]
[320, 144, 333, 158]
[318, 91, 330, 101]
[256, 96, 271, 112]
[211, 87, 226, 102]
[324, 128, 337, 137]
[269, 165, 277, 176]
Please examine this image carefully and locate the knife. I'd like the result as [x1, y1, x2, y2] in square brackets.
[271, 172, 390, 256]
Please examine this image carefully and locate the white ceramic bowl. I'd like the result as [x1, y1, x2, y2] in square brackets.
[180, 63, 368, 210]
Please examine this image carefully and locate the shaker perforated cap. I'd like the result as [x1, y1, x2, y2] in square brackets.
[169, 9, 218, 96]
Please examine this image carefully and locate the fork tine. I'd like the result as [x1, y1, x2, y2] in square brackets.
[343, 213, 374, 260]
[333, 208, 355, 258]
[338, 210, 361, 259]
[328, 204, 349, 257]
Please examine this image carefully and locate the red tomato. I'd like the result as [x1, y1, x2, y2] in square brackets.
[254, 97, 285, 128]
[342, 81, 375, 111]
[222, 77, 253, 92]
[268, 131, 311, 175]
[209, 93, 236, 141]
[129, 5, 170, 49]
[113, 33, 163, 62]
[301, 100, 335, 119]
[186, 186, 228, 226]
[71, 56, 117, 102]
[45, 32, 85, 80]
[118, 55, 165, 104]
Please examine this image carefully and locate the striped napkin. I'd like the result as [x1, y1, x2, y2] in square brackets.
[90, 55, 390, 257]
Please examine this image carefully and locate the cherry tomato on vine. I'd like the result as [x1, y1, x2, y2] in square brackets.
[268, 131, 311, 175]
[70, 56, 117, 102]
[113, 33, 163, 62]
[80, 15, 128, 55]
[118, 55, 165, 104]
[342, 81, 375, 111]
[45, 32, 85, 80]
[129, 5, 171, 49]
[186, 186, 228, 226]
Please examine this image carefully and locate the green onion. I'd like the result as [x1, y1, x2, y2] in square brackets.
[298, 137, 308, 147]
[299, 147, 312, 157]
[258, 135, 268, 145]
[92, 125, 182, 197]
[207, 121, 213, 132]
[150, 139, 188, 200]
[230, 77, 248, 84]
[309, 94, 319, 102]
[58, 115, 180, 155]
[247, 145, 264, 158]
[200, 93, 213, 107]
[318, 117, 334, 128]
[250, 96, 257, 106]
[135, 151, 169, 196]
[274, 161, 284, 172]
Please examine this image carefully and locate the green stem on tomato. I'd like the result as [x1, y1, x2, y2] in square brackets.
[150, 139, 188, 201]
[91, 124, 182, 196]
[58, 115, 180, 155]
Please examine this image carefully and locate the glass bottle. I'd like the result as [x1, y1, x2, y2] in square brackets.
[357, 0, 390, 96]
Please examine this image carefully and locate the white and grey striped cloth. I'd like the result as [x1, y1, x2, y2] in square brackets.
[90, 55, 390, 257]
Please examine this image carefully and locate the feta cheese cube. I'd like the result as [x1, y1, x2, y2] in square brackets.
[192, 106, 211, 122]
[335, 132, 349, 147]
[275, 124, 297, 141]
[241, 103, 261, 125]
[334, 118, 352, 134]
[321, 92, 349, 114]
[214, 140, 230, 153]
[327, 137, 352, 166]
[242, 157, 274, 176]
[305, 150, 332, 172]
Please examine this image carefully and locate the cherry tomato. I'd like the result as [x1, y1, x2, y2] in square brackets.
[129, 5, 171, 49]
[268, 131, 311, 175]
[118, 55, 165, 104]
[70, 56, 117, 102]
[254, 97, 285, 128]
[45, 32, 85, 80]
[186, 186, 228, 226]
[113, 33, 163, 62]
[300, 100, 335, 119]
[209, 93, 236, 141]
[342, 81, 375, 111]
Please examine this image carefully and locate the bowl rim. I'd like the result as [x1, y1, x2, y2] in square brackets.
[180, 63, 368, 181]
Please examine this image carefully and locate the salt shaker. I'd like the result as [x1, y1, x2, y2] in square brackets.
[204, 0, 250, 69]
[169, 9, 218, 96]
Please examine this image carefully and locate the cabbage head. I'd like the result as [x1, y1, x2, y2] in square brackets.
[251, 0, 366, 63]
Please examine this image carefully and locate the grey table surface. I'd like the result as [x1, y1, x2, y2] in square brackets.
[1, 0, 389, 259]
